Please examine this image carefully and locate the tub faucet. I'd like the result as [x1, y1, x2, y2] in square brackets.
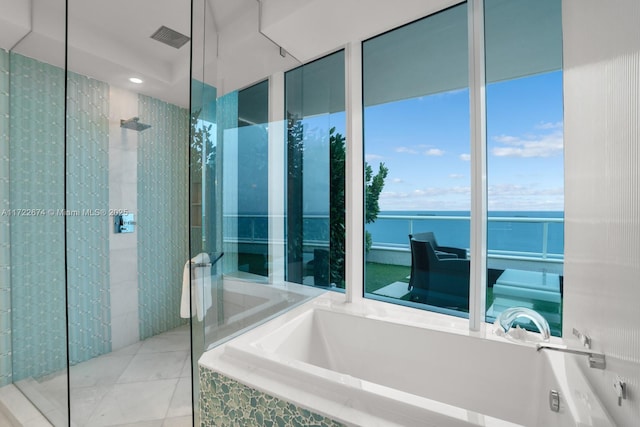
[536, 343, 606, 369]
[495, 307, 551, 341]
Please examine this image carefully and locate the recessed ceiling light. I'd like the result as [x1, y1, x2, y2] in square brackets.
[129, 77, 143, 84]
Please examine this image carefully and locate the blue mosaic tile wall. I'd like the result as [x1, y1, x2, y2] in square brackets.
[199, 367, 345, 427]
[5, 52, 190, 380]
[9, 53, 68, 381]
[0, 48, 11, 387]
[66, 71, 111, 364]
[138, 95, 189, 339]
[9, 55, 111, 380]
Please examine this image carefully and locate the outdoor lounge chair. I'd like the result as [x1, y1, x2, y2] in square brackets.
[408, 232, 470, 310]
[409, 232, 467, 260]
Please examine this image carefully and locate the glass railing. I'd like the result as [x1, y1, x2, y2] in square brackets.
[369, 213, 564, 265]
[222, 212, 564, 271]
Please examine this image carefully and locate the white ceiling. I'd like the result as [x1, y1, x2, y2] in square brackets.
[0, 0, 562, 109]
[2, 0, 194, 107]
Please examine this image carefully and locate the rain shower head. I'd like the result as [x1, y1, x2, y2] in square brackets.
[120, 117, 151, 132]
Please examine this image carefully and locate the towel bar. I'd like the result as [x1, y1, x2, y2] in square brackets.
[189, 262, 212, 268]
[189, 252, 224, 269]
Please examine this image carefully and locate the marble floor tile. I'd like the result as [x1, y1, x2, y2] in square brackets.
[69, 385, 112, 426]
[5, 326, 192, 426]
[164, 324, 190, 335]
[112, 420, 164, 427]
[180, 354, 192, 378]
[118, 351, 188, 384]
[138, 332, 190, 354]
[69, 354, 135, 388]
[162, 415, 193, 427]
[166, 377, 192, 419]
[111, 341, 144, 357]
[86, 379, 178, 426]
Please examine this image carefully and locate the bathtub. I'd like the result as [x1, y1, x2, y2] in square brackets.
[200, 293, 614, 427]
[204, 278, 323, 349]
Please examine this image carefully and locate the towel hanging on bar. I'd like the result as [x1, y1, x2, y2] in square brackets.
[180, 252, 212, 321]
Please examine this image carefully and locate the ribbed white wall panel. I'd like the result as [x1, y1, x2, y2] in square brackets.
[563, 0, 640, 424]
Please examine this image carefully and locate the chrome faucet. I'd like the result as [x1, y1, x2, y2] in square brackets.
[537, 326, 606, 369]
[495, 307, 551, 341]
[536, 343, 606, 369]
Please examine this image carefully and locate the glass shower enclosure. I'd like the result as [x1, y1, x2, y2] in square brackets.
[2, 1, 193, 425]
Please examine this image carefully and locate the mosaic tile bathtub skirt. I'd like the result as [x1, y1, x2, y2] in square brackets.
[199, 368, 345, 427]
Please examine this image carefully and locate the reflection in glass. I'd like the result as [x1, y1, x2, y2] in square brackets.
[190, 3, 326, 419]
[201, 83, 325, 349]
[236, 80, 269, 278]
[285, 50, 346, 289]
[363, 3, 470, 316]
[483, 0, 564, 337]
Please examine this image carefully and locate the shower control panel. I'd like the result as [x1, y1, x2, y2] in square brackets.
[114, 213, 135, 233]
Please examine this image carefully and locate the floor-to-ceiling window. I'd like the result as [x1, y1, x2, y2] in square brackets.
[362, 0, 564, 333]
[285, 50, 346, 289]
[363, 3, 472, 316]
[484, 0, 564, 335]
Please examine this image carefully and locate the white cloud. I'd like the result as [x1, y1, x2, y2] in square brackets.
[493, 135, 520, 144]
[396, 146, 418, 154]
[535, 121, 563, 130]
[381, 186, 470, 199]
[412, 186, 470, 197]
[449, 174, 464, 179]
[487, 184, 564, 211]
[425, 148, 445, 156]
[491, 131, 563, 158]
[365, 153, 384, 162]
[379, 188, 471, 211]
[380, 183, 564, 211]
[459, 153, 471, 161]
[488, 184, 564, 197]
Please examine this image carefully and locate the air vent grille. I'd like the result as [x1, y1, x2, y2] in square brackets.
[150, 26, 190, 49]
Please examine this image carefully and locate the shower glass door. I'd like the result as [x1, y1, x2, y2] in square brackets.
[5, 0, 69, 425]
[64, 0, 192, 425]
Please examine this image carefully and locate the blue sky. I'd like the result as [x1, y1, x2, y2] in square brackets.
[364, 71, 564, 212]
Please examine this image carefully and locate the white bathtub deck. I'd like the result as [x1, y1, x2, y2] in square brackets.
[201, 292, 615, 427]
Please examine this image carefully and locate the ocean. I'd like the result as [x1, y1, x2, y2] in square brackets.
[366, 211, 564, 255]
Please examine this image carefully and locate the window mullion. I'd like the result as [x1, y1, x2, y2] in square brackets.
[345, 41, 364, 303]
[468, 0, 488, 331]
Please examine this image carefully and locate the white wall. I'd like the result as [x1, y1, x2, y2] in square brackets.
[260, 0, 457, 63]
[563, 0, 640, 424]
[0, 0, 30, 50]
[214, 0, 461, 96]
[108, 87, 140, 350]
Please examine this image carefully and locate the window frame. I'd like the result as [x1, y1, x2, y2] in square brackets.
[269, 0, 563, 336]
[350, 0, 488, 329]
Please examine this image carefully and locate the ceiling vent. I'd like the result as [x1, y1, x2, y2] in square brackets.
[150, 26, 190, 49]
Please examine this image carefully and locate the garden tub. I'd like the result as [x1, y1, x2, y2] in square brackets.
[200, 293, 614, 426]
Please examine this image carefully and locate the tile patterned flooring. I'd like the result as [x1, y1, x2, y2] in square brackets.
[16, 325, 192, 427]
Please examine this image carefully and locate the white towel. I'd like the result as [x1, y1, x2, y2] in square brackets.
[180, 252, 212, 321]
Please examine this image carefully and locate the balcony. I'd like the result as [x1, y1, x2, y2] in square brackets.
[221, 212, 564, 335]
